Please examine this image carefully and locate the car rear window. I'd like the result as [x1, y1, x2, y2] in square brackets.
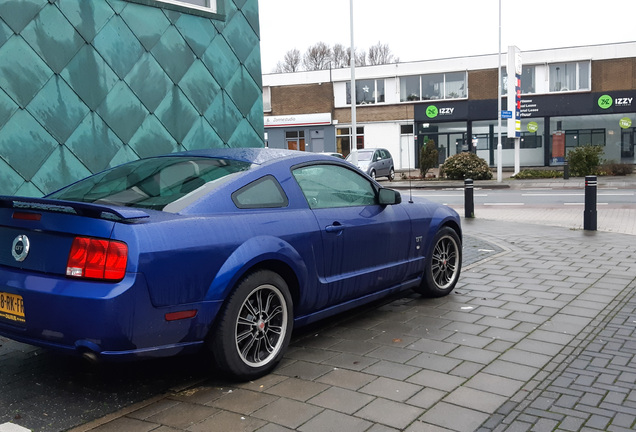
[48, 157, 251, 211]
[356, 151, 373, 161]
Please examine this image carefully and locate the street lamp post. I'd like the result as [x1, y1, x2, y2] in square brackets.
[497, 0, 502, 182]
[350, 0, 357, 155]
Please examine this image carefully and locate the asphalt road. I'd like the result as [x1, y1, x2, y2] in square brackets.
[412, 187, 636, 207]
[0, 339, 217, 431]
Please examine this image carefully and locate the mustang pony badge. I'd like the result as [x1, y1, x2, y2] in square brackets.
[12, 235, 30, 262]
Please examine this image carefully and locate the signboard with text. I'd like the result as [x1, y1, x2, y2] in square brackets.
[506, 46, 521, 138]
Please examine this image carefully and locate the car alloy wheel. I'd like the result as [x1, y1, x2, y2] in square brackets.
[210, 270, 293, 380]
[416, 227, 462, 297]
[431, 234, 459, 289]
[235, 283, 288, 367]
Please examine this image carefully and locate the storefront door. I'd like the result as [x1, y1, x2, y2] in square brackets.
[621, 129, 634, 159]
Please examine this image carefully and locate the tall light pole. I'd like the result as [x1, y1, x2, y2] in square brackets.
[350, 0, 357, 154]
[497, 0, 502, 182]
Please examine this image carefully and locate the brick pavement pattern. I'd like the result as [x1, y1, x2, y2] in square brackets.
[63, 217, 636, 432]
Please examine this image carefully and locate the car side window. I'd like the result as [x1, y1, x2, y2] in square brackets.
[292, 164, 377, 209]
[232, 175, 288, 209]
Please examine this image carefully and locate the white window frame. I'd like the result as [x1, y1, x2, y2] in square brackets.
[263, 86, 272, 112]
[127, 0, 219, 16]
[346, 79, 386, 106]
[399, 71, 467, 103]
[157, 0, 216, 13]
[548, 61, 591, 93]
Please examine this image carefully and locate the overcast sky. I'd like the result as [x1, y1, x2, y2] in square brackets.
[258, 0, 636, 73]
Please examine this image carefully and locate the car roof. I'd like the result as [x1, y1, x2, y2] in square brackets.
[171, 147, 302, 165]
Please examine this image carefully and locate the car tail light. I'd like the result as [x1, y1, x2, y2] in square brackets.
[13, 211, 42, 221]
[66, 237, 128, 281]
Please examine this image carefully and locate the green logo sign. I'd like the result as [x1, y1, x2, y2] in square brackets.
[598, 95, 613, 109]
[426, 105, 438, 118]
[527, 121, 538, 133]
[620, 117, 632, 129]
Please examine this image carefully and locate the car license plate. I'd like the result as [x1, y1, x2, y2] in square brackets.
[0, 292, 25, 324]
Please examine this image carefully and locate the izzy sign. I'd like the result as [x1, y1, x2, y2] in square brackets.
[426, 105, 455, 118]
[598, 95, 634, 109]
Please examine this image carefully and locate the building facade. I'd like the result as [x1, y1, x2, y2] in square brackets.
[263, 42, 636, 170]
[0, 0, 263, 197]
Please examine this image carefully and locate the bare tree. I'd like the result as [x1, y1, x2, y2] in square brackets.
[344, 47, 366, 68]
[274, 48, 302, 73]
[302, 42, 332, 71]
[367, 41, 398, 65]
[332, 44, 348, 68]
[274, 42, 396, 72]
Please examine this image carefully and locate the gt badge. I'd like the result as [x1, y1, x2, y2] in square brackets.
[12, 235, 30, 262]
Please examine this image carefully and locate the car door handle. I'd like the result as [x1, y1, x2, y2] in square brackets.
[325, 223, 345, 234]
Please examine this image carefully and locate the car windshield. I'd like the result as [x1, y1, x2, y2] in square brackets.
[48, 156, 251, 211]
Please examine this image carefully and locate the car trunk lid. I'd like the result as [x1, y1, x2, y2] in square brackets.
[0, 196, 148, 276]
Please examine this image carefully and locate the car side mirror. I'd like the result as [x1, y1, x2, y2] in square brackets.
[378, 188, 401, 205]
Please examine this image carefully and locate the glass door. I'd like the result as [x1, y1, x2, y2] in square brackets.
[621, 129, 634, 159]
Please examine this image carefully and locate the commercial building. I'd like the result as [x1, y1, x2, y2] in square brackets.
[263, 42, 636, 170]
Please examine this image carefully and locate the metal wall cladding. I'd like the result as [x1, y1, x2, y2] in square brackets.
[0, 0, 264, 196]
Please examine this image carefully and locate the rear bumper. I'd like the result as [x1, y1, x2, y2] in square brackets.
[0, 266, 223, 360]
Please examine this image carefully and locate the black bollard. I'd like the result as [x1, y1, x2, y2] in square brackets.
[563, 161, 569, 180]
[464, 178, 474, 218]
[583, 175, 597, 231]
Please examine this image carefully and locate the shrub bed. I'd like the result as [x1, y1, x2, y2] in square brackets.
[512, 169, 563, 179]
[441, 152, 492, 180]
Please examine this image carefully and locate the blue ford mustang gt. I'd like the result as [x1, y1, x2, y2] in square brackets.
[0, 148, 461, 380]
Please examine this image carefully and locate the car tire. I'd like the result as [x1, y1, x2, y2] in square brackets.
[415, 227, 462, 297]
[369, 170, 376, 180]
[388, 167, 395, 181]
[209, 269, 293, 381]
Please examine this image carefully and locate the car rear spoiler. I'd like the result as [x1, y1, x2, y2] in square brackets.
[0, 196, 150, 222]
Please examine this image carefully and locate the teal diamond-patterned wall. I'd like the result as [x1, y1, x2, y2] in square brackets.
[0, 0, 263, 196]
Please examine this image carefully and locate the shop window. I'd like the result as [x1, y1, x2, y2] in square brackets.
[422, 74, 444, 100]
[263, 86, 271, 112]
[400, 72, 466, 102]
[400, 76, 421, 102]
[500, 135, 541, 149]
[550, 62, 590, 92]
[520, 133, 542, 149]
[346, 79, 385, 105]
[401, 124, 414, 134]
[444, 72, 466, 99]
[503, 65, 536, 94]
[336, 127, 364, 157]
[286, 131, 305, 151]
[565, 129, 605, 147]
[521, 66, 535, 93]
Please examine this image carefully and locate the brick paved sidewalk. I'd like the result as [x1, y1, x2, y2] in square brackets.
[61, 219, 636, 432]
[481, 277, 636, 432]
